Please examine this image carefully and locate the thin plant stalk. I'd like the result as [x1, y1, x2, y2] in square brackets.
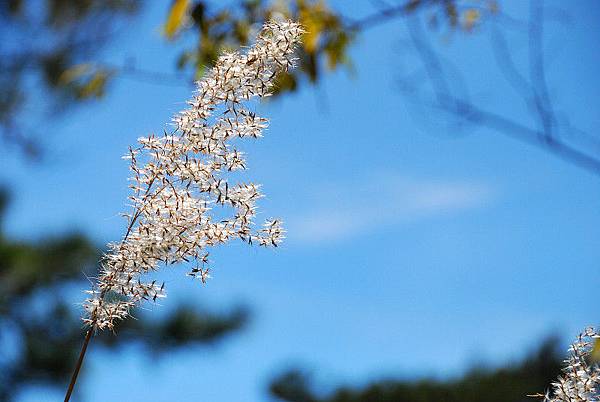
[62, 19, 303, 400]
[63, 329, 93, 402]
[64, 213, 141, 401]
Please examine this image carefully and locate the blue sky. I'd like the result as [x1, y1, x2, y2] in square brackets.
[3, 1, 600, 401]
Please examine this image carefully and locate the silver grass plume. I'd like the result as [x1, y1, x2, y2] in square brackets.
[540, 327, 600, 402]
[83, 20, 303, 331]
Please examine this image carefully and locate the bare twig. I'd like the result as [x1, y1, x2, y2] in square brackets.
[436, 96, 600, 175]
[398, 1, 600, 176]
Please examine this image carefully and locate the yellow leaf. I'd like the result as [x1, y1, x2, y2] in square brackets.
[59, 63, 93, 84]
[299, 1, 329, 54]
[462, 8, 480, 31]
[592, 338, 600, 362]
[302, 25, 320, 53]
[163, 0, 189, 40]
[78, 71, 109, 99]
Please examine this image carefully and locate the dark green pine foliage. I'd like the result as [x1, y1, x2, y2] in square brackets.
[269, 338, 562, 402]
[0, 188, 247, 401]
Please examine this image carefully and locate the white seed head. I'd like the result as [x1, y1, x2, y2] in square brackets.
[542, 327, 600, 402]
[83, 20, 303, 331]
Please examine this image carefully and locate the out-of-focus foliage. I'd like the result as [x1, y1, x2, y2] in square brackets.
[0, 0, 498, 156]
[163, 0, 191, 39]
[161, 0, 496, 93]
[0, 0, 140, 156]
[269, 337, 562, 402]
[426, 0, 498, 32]
[0, 188, 248, 402]
[162, 0, 352, 92]
[592, 339, 600, 363]
[7, 1, 595, 175]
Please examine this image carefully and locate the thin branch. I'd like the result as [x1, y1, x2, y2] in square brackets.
[0, 121, 41, 160]
[405, 14, 452, 105]
[349, 0, 526, 32]
[436, 95, 600, 175]
[348, 0, 435, 31]
[490, 26, 531, 101]
[401, 7, 600, 176]
[528, 0, 556, 141]
[114, 62, 193, 88]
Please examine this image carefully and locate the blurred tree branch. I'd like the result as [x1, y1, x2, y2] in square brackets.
[3, 0, 598, 176]
[388, 1, 598, 175]
[0, 0, 143, 158]
[0, 188, 248, 402]
[398, 2, 600, 175]
[269, 337, 563, 402]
